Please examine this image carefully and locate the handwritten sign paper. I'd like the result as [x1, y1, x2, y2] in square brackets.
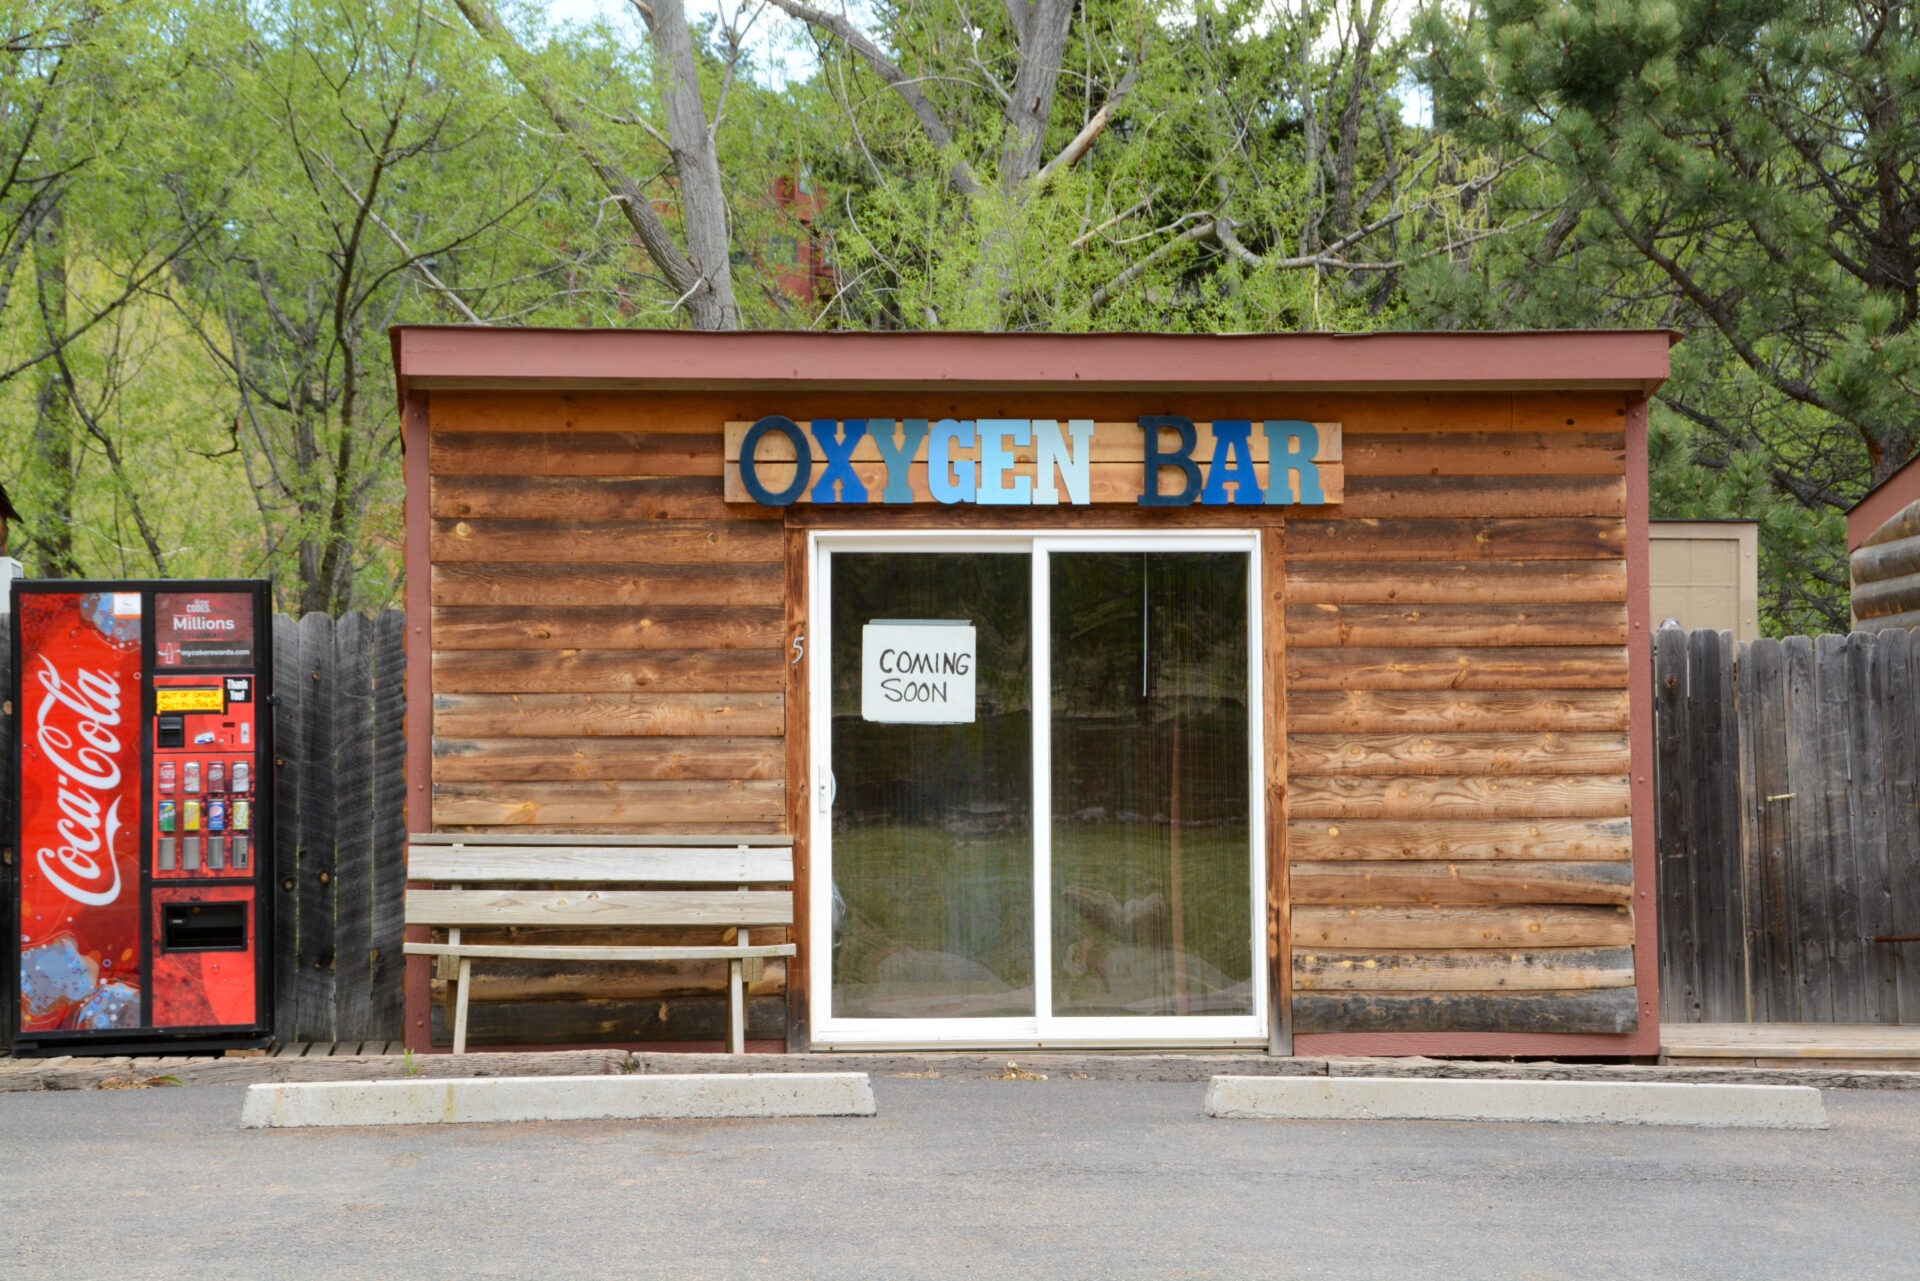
[861, 621, 977, 724]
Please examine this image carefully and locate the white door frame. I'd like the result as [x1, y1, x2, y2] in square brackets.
[807, 528, 1268, 1050]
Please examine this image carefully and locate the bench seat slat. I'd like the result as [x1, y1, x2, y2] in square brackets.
[406, 888, 793, 928]
[408, 847, 793, 884]
[411, 833, 792, 848]
[405, 942, 796, 962]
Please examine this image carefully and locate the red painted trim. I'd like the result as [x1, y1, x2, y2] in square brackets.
[1624, 392, 1662, 1054]
[1296, 1032, 1654, 1058]
[1847, 451, 1920, 549]
[390, 327, 1674, 395]
[402, 389, 434, 1054]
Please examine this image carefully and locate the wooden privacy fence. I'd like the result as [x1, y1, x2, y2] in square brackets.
[0, 612, 406, 1052]
[1656, 626, 1920, 1024]
[270, 611, 410, 1045]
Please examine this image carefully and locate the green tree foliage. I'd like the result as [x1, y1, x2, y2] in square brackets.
[784, 0, 1517, 332]
[1, 0, 242, 576]
[0, 0, 1905, 630]
[1411, 0, 1918, 632]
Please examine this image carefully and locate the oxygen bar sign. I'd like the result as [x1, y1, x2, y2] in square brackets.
[725, 416, 1344, 507]
[861, 621, 976, 724]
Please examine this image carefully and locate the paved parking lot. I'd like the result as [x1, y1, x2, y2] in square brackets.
[4, 1077, 1918, 1279]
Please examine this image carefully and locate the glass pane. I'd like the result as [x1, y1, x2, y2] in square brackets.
[830, 553, 1033, 1018]
[1050, 552, 1253, 1017]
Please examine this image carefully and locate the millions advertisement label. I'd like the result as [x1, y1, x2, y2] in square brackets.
[15, 592, 145, 1034]
[154, 591, 254, 670]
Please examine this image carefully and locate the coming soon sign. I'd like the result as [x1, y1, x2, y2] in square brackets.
[726, 417, 1343, 507]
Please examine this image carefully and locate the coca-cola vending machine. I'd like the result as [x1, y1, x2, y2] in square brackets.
[8, 580, 274, 1053]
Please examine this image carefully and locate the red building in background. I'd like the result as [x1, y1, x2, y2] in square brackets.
[771, 174, 836, 312]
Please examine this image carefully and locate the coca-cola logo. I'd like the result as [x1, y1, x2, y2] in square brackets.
[32, 654, 128, 908]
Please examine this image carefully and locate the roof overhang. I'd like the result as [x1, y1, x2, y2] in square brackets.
[390, 326, 1676, 405]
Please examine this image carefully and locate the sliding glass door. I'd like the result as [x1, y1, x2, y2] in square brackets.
[813, 533, 1265, 1048]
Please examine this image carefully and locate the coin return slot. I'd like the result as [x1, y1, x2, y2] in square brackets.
[161, 902, 247, 951]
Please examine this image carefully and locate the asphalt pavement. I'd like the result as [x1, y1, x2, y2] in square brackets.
[3, 1077, 1917, 1279]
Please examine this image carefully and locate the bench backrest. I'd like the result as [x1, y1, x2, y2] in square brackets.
[408, 844, 792, 885]
[404, 835, 794, 930]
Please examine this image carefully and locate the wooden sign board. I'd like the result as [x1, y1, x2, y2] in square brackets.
[724, 418, 1343, 507]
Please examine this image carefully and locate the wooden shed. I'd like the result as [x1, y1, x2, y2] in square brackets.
[394, 328, 1670, 1058]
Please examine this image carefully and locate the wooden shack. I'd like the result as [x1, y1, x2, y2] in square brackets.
[394, 328, 1670, 1058]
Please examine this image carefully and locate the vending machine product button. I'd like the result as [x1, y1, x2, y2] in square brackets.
[184, 837, 202, 871]
[158, 837, 176, 871]
[207, 835, 226, 871]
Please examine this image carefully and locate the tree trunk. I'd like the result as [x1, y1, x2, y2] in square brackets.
[999, 0, 1076, 187]
[650, 0, 739, 329]
[30, 197, 79, 577]
[1327, 0, 1382, 240]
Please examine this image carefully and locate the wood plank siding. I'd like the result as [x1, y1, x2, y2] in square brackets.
[422, 387, 1643, 1047]
[426, 392, 790, 1048]
[1285, 391, 1638, 1036]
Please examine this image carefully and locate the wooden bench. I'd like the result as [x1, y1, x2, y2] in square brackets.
[403, 834, 796, 1055]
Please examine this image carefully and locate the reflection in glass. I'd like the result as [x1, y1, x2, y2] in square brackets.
[830, 553, 1033, 1018]
[1050, 553, 1252, 1017]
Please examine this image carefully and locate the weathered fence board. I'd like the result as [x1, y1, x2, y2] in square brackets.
[294, 612, 338, 1038]
[368, 610, 409, 1037]
[272, 610, 408, 1044]
[330, 611, 376, 1040]
[1658, 627, 1920, 1024]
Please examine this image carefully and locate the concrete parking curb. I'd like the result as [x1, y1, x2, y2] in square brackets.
[1203, 1075, 1829, 1128]
[239, 1072, 877, 1128]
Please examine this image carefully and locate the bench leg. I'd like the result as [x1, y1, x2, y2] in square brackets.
[728, 957, 745, 1055]
[452, 958, 473, 1055]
